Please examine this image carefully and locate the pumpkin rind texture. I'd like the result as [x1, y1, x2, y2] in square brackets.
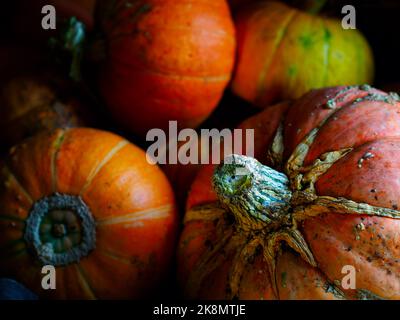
[0, 128, 178, 299]
[178, 85, 400, 300]
[232, 1, 374, 107]
[0, 75, 91, 151]
[97, 0, 236, 136]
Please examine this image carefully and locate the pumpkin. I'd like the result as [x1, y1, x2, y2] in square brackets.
[178, 85, 400, 299]
[0, 74, 91, 152]
[232, 1, 374, 107]
[0, 128, 178, 299]
[97, 0, 236, 137]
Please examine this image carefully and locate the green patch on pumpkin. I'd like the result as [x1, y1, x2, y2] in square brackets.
[287, 65, 297, 77]
[299, 33, 315, 49]
[324, 28, 332, 41]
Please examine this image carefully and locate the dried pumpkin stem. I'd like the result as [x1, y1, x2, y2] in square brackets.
[227, 237, 261, 299]
[294, 195, 400, 221]
[266, 122, 285, 170]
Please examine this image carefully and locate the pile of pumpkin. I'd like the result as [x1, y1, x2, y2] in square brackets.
[1, 0, 399, 300]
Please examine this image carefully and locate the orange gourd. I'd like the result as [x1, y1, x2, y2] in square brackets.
[232, 1, 374, 107]
[178, 85, 400, 299]
[0, 128, 178, 299]
[97, 0, 236, 137]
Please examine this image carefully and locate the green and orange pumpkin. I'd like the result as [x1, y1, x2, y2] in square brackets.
[232, 1, 374, 107]
[178, 85, 400, 299]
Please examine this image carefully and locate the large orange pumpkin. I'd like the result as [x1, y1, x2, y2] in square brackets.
[0, 128, 178, 299]
[178, 85, 400, 299]
[232, 1, 374, 107]
[97, 0, 236, 137]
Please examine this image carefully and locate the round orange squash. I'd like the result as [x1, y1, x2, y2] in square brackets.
[178, 85, 400, 299]
[232, 1, 374, 107]
[0, 128, 178, 299]
[97, 0, 236, 137]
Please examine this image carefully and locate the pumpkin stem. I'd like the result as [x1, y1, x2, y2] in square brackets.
[49, 17, 86, 82]
[212, 154, 292, 232]
[24, 193, 96, 266]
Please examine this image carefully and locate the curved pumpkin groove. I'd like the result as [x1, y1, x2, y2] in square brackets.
[96, 204, 173, 226]
[79, 140, 129, 196]
[132, 24, 231, 39]
[2, 165, 33, 205]
[184, 202, 227, 223]
[74, 264, 97, 300]
[97, 249, 133, 265]
[54, 267, 67, 299]
[50, 129, 66, 193]
[228, 237, 262, 299]
[112, 59, 232, 83]
[140, 68, 231, 83]
[256, 10, 298, 102]
[185, 229, 233, 298]
[0, 214, 26, 223]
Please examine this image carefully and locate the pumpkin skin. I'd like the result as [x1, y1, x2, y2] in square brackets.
[0, 128, 178, 299]
[0, 74, 91, 152]
[232, 1, 374, 107]
[178, 85, 400, 299]
[97, 0, 236, 137]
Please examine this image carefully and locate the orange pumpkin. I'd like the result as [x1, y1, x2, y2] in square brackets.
[97, 0, 236, 137]
[178, 85, 400, 299]
[232, 1, 374, 107]
[0, 128, 178, 299]
[0, 74, 91, 151]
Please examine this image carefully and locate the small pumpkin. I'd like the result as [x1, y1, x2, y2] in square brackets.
[0, 128, 178, 299]
[178, 85, 400, 299]
[0, 74, 91, 152]
[97, 0, 236, 137]
[232, 1, 374, 107]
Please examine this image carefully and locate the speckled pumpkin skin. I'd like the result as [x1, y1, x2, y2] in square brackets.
[178, 86, 400, 299]
[0, 128, 178, 299]
[232, 1, 374, 107]
[97, 0, 236, 137]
